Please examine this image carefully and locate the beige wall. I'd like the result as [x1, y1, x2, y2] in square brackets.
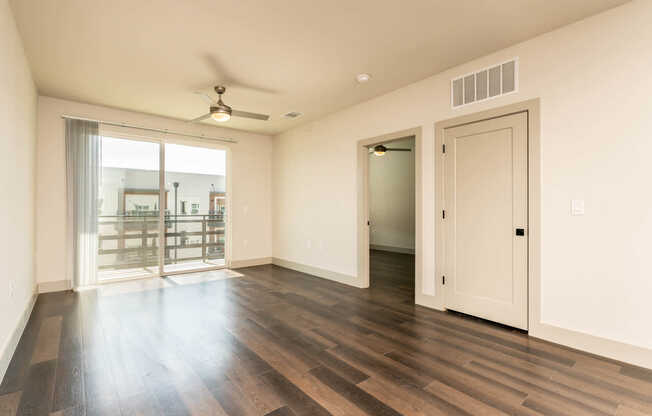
[369, 137, 415, 251]
[273, 0, 652, 365]
[36, 96, 273, 285]
[0, 0, 38, 377]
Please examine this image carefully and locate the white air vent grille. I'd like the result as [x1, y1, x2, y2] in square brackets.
[283, 111, 303, 119]
[451, 58, 518, 109]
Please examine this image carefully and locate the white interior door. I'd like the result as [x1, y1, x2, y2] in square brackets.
[444, 112, 528, 329]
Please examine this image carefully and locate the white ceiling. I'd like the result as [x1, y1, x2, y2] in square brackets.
[10, 0, 628, 135]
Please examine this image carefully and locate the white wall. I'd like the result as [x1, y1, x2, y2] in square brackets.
[0, 0, 38, 378]
[369, 137, 415, 251]
[273, 0, 652, 365]
[36, 96, 273, 285]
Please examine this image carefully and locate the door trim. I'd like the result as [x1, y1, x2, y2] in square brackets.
[356, 127, 422, 294]
[435, 98, 540, 332]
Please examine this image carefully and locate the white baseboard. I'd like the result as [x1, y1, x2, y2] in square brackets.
[230, 257, 272, 269]
[272, 257, 363, 288]
[370, 244, 415, 254]
[0, 293, 37, 385]
[37, 280, 71, 293]
[531, 322, 652, 370]
[416, 293, 444, 311]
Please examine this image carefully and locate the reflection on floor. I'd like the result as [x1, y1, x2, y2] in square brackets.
[163, 258, 226, 274]
[98, 266, 160, 281]
[98, 259, 227, 281]
[2, 262, 652, 415]
[98, 277, 173, 297]
[97, 268, 242, 297]
[167, 269, 243, 286]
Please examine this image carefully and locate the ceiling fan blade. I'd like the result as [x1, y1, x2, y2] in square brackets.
[188, 112, 212, 123]
[194, 91, 216, 105]
[387, 148, 412, 152]
[232, 109, 270, 121]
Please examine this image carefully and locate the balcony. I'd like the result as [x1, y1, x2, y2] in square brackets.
[97, 213, 226, 280]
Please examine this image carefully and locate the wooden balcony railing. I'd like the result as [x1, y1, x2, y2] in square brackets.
[97, 214, 226, 270]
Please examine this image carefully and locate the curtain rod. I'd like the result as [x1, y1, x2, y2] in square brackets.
[61, 115, 238, 144]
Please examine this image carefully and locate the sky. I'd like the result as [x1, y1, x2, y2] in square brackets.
[101, 137, 226, 176]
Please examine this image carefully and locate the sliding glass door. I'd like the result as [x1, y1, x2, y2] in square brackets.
[163, 143, 227, 274]
[96, 136, 227, 281]
[98, 137, 161, 280]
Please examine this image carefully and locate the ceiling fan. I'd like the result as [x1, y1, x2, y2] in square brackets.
[189, 86, 270, 123]
[370, 144, 411, 156]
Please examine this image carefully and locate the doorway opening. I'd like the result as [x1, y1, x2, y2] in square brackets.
[97, 135, 229, 282]
[368, 136, 416, 295]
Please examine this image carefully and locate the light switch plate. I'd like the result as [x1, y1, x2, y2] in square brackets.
[571, 199, 585, 216]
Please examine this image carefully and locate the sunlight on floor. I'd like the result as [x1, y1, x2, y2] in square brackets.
[97, 268, 241, 296]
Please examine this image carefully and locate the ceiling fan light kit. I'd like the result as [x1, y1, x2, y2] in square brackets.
[371, 144, 412, 156]
[210, 105, 232, 122]
[356, 73, 372, 83]
[211, 111, 231, 122]
[374, 144, 387, 156]
[190, 85, 270, 123]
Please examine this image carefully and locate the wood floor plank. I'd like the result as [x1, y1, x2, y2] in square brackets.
[0, 391, 21, 416]
[313, 350, 369, 385]
[31, 317, 63, 365]
[0, 318, 42, 395]
[56, 300, 82, 362]
[358, 376, 470, 416]
[228, 321, 316, 379]
[48, 404, 85, 416]
[120, 391, 163, 416]
[329, 344, 431, 389]
[259, 369, 332, 416]
[423, 379, 511, 416]
[618, 404, 652, 416]
[176, 384, 229, 416]
[16, 360, 57, 416]
[264, 405, 297, 416]
[309, 365, 402, 416]
[52, 356, 84, 413]
[454, 341, 652, 413]
[222, 356, 285, 415]
[146, 384, 191, 416]
[282, 371, 367, 416]
[621, 367, 652, 384]
[387, 350, 529, 415]
[468, 360, 616, 416]
[522, 395, 574, 416]
[211, 378, 260, 416]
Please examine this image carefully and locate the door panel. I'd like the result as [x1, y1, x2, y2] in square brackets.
[444, 112, 528, 329]
[163, 143, 227, 274]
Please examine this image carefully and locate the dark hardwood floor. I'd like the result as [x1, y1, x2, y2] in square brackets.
[2, 251, 652, 415]
[369, 249, 415, 294]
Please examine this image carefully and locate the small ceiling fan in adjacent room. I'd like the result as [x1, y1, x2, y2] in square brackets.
[370, 144, 411, 156]
[189, 86, 270, 123]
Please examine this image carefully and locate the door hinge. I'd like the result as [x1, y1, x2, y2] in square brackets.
[442, 144, 446, 153]
[442, 210, 446, 219]
[442, 275, 446, 285]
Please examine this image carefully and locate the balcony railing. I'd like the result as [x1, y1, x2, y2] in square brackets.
[98, 213, 226, 271]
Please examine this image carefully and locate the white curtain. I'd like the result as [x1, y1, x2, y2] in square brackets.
[65, 118, 101, 288]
